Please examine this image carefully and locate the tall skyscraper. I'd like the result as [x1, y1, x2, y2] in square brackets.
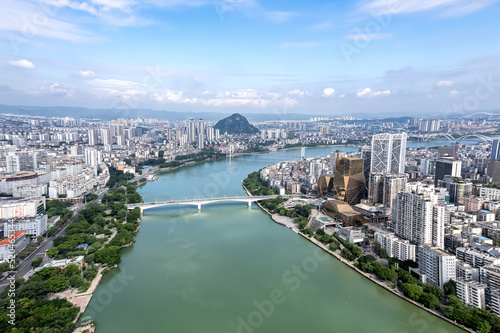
[492, 139, 500, 161]
[361, 145, 372, 185]
[198, 119, 204, 148]
[370, 133, 407, 174]
[435, 157, 462, 187]
[206, 127, 214, 142]
[392, 189, 444, 249]
[333, 157, 365, 205]
[101, 128, 112, 145]
[88, 129, 98, 146]
[189, 120, 196, 142]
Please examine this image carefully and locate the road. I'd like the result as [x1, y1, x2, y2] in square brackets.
[0, 192, 103, 291]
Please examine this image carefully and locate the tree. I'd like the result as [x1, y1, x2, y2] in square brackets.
[32, 257, 43, 268]
[64, 264, 80, 278]
[47, 275, 69, 292]
[350, 244, 363, 259]
[444, 279, 456, 296]
[94, 246, 121, 265]
[68, 275, 84, 288]
[421, 293, 440, 310]
[400, 283, 423, 301]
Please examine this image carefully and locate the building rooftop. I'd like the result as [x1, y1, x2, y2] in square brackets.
[0, 231, 27, 246]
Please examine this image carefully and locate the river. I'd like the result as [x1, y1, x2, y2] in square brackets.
[84, 140, 471, 333]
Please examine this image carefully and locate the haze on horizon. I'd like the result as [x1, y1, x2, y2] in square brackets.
[1, 0, 500, 117]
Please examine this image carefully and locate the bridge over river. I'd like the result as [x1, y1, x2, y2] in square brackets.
[126, 194, 315, 212]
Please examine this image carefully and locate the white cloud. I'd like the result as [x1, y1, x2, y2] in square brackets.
[436, 80, 454, 86]
[288, 89, 310, 97]
[322, 88, 335, 97]
[29, 83, 73, 97]
[153, 88, 297, 108]
[356, 88, 391, 98]
[361, 0, 498, 16]
[338, 94, 346, 98]
[79, 70, 96, 78]
[88, 78, 146, 98]
[1, 1, 92, 42]
[8, 59, 35, 69]
[449, 90, 461, 97]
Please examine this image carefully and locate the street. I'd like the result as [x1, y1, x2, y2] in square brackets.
[0, 196, 92, 291]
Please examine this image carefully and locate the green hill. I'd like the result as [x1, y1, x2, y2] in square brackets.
[214, 113, 259, 134]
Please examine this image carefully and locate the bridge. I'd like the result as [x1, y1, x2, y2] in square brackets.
[409, 133, 495, 144]
[126, 194, 314, 212]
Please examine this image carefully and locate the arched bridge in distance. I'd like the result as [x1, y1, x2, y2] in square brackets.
[126, 194, 315, 213]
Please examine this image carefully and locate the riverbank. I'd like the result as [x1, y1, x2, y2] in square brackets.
[243, 184, 472, 333]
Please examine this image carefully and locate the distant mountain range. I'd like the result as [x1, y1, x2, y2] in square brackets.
[0, 104, 311, 122]
[0, 104, 498, 122]
[214, 113, 259, 134]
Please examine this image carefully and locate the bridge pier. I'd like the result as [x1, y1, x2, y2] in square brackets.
[197, 203, 201, 211]
[247, 201, 251, 207]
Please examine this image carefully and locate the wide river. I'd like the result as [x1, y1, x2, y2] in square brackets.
[84, 140, 472, 333]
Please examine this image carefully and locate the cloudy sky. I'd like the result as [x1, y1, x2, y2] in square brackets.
[1, 0, 500, 117]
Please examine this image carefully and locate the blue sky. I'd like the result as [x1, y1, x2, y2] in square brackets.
[1, 0, 500, 117]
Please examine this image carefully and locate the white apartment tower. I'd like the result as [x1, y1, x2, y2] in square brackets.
[418, 245, 456, 289]
[392, 189, 444, 249]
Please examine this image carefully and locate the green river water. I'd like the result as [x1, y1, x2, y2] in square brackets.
[84, 142, 468, 333]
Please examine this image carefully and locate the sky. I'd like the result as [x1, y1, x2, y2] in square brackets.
[1, 0, 500, 118]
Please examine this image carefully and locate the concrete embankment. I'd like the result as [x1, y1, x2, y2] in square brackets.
[242, 184, 473, 333]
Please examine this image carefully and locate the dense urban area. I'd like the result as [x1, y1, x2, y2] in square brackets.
[2, 112, 500, 332]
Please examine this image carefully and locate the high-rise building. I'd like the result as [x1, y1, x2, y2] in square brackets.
[480, 266, 500, 303]
[374, 232, 416, 261]
[382, 173, 408, 208]
[189, 120, 196, 142]
[361, 146, 372, 190]
[101, 128, 112, 145]
[392, 189, 444, 249]
[333, 157, 365, 205]
[329, 150, 346, 174]
[215, 129, 220, 141]
[206, 127, 214, 142]
[6, 151, 38, 172]
[440, 176, 472, 203]
[198, 120, 204, 148]
[456, 279, 486, 309]
[418, 119, 441, 132]
[492, 139, 500, 161]
[84, 148, 102, 167]
[370, 133, 407, 174]
[435, 158, 462, 187]
[418, 245, 456, 290]
[88, 129, 98, 146]
[488, 160, 500, 185]
[368, 173, 384, 205]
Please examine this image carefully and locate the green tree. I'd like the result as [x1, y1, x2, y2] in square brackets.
[64, 264, 80, 278]
[31, 257, 43, 268]
[444, 279, 456, 296]
[94, 246, 121, 265]
[47, 275, 68, 292]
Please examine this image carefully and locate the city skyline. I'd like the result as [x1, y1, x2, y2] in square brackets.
[1, 0, 500, 116]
